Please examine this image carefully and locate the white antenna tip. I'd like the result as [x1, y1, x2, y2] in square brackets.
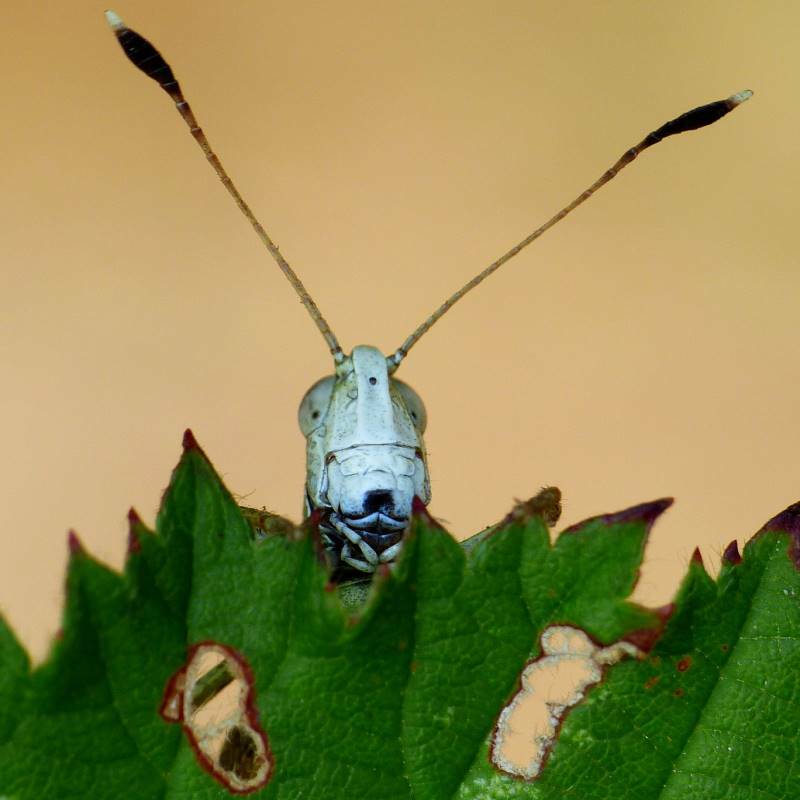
[728, 89, 754, 106]
[104, 9, 125, 31]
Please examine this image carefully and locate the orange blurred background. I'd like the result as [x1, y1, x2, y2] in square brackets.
[2, 1, 798, 662]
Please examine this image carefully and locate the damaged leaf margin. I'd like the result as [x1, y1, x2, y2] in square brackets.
[455, 501, 800, 800]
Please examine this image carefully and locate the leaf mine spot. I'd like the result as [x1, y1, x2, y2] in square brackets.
[219, 725, 262, 781]
[160, 642, 272, 794]
[490, 625, 642, 781]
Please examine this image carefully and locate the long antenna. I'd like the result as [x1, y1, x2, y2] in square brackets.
[105, 10, 344, 365]
[388, 89, 753, 370]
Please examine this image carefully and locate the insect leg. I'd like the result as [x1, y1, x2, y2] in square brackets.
[340, 543, 376, 573]
[330, 515, 379, 565]
[378, 542, 403, 563]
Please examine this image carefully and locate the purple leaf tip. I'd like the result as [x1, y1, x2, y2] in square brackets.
[722, 539, 742, 565]
[127, 529, 142, 555]
[561, 497, 673, 536]
[67, 530, 84, 555]
[691, 547, 704, 566]
[606, 497, 674, 527]
[412, 495, 440, 527]
[763, 499, 800, 536]
[128, 530, 141, 554]
[761, 499, 800, 569]
[182, 428, 199, 450]
[127, 508, 145, 554]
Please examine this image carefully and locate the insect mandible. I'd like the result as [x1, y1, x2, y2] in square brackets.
[105, 11, 751, 576]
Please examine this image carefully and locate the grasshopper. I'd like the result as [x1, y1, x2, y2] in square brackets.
[106, 11, 751, 576]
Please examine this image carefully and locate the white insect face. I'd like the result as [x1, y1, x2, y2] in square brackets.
[298, 345, 430, 573]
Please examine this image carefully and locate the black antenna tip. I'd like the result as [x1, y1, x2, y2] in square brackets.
[105, 9, 181, 98]
[644, 89, 753, 148]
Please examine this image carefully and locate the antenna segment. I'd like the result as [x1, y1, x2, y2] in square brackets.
[105, 10, 344, 364]
[388, 89, 753, 370]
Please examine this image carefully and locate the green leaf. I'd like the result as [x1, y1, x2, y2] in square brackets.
[0, 615, 28, 744]
[0, 433, 797, 799]
[456, 509, 800, 800]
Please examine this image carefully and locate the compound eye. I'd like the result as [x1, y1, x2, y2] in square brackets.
[393, 379, 427, 433]
[298, 375, 335, 436]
